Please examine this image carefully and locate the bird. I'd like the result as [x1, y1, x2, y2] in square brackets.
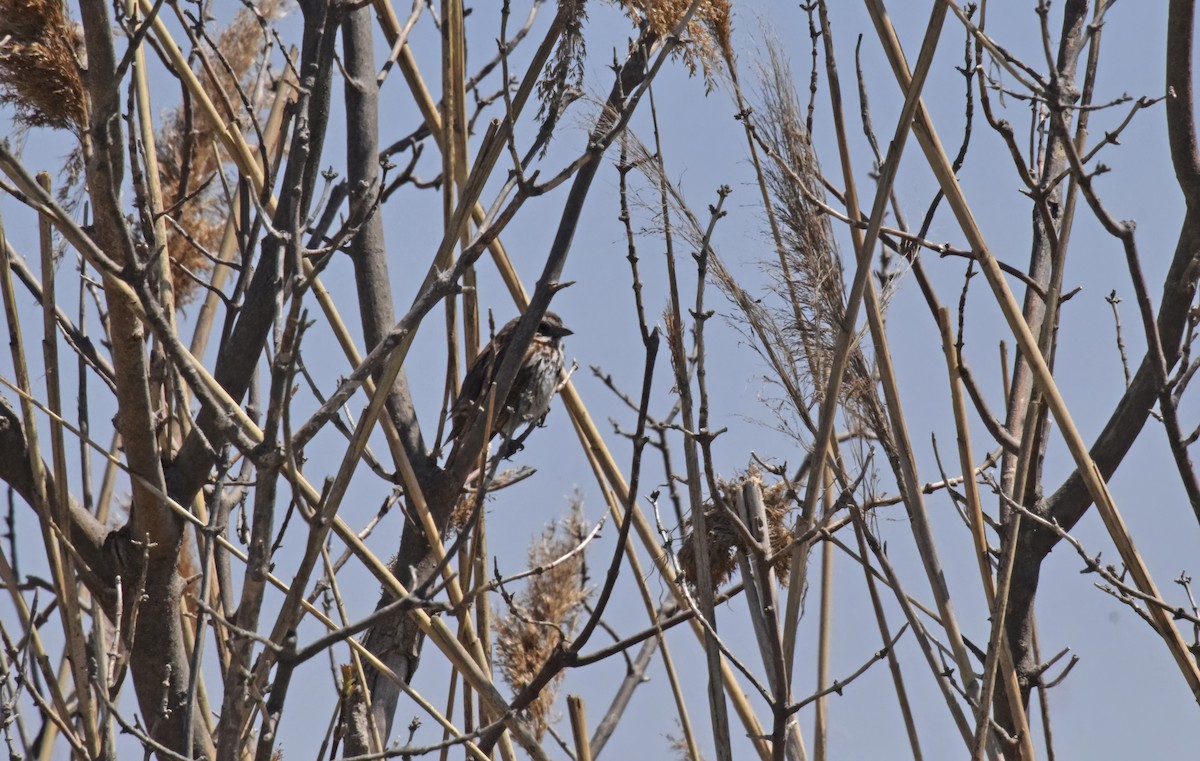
[446, 311, 573, 450]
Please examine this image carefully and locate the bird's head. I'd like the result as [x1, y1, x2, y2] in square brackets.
[538, 311, 573, 339]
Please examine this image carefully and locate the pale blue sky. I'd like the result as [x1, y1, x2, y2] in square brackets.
[2, 2, 1196, 759]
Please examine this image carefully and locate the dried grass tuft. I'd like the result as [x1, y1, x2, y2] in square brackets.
[667, 726, 706, 761]
[0, 0, 87, 131]
[537, 0, 588, 138]
[677, 472, 793, 593]
[449, 491, 475, 532]
[537, 0, 732, 131]
[754, 39, 858, 400]
[704, 35, 880, 439]
[617, 0, 732, 92]
[494, 502, 591, 740]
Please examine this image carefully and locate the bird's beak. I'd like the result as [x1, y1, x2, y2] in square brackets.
[560, 326, 574, 337]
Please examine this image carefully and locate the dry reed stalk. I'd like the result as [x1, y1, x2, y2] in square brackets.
[849, 516, 924, 760]
[154, 0, 286, 304]
[367, 3, 770, 756]
[441, 0, 467, 444]
[0, 208, 93, 757]
[574, 421, 704, 761]
[187, 61, 297, 359]
[0, 548, 87, 757]
[291, 131, 511, 747]
[567, 695, 593, 761]
[657, 160, 734, 761]
[936, 309, 1033, 757]
[783, 0, 976, 694]
[0, 365, 507, 754]
[813, 469, 834, 761]
[868, 0, 1200, 715]
[35, 170, 103, 758]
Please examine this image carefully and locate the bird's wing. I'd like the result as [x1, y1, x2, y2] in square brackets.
[448, 320, 517, 440]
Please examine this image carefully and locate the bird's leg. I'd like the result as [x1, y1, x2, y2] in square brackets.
[496, 425, 538, 460]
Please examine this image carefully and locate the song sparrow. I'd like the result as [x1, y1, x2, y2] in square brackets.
[446, 311, 572, 448]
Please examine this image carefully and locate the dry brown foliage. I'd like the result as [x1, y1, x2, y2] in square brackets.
[677, 473, 793, 593]
[155, 0, 286, 304]
[754, 39, 861, 400]
[494, 504, 591, 740]
[616, 0, 731, 90]
[701, 36, 881, 448]
[0, 0, 87, 131]
[537, 0, 588, 133]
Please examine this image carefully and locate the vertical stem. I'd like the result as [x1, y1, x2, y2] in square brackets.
[783, 0, 953, 679]
[939, 308, 1034, 759]
[871, 0, 1200, 705]
[813, 469, 834, 761]
[850, 519, 923, 761]
[37, 197, 98, 757]
[655, 92, 735, 761]
[568, 695, 594, 761]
